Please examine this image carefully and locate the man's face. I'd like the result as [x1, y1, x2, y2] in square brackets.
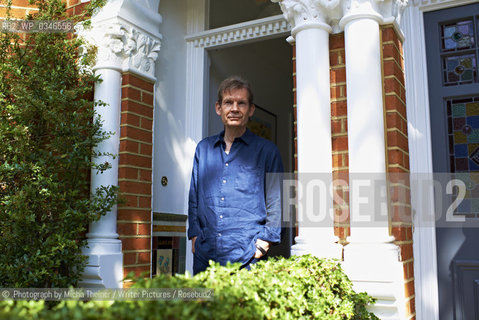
[215, 88, 255, 130]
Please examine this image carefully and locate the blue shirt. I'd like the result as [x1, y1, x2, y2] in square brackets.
[188, 129, 283, 266]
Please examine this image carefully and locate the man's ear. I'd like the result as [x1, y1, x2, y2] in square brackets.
[215, 102, 222, 116]
[248, 104, 256, 117]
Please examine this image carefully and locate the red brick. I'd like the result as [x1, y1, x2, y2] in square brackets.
[400, 243, 413, 261]
[121, 237, 150, 251]
[117, 209, 151, 222]
[331, 85, 346, 100]
[140, 143, 152, 156]
[11, 0, 37, 8]
[388, 149, 403, 166]
[332, 136, 348, 151]
[331, 101, 347, 117]
[120, 126, 152, 143]
[121, 195, 138, 208]
[72, 3, 88, 16]
[331, 119, 342, 134]
[121, 100, 153, 118]
[329, 33, 345, 50]
[332, 154, 342, 168]
[391, 205, 412, 223]
[140, 117, 153, 131]
[141, 92, 153, 105]
[0, 7, 28, 18]
[123, 266, 150, 278]
[119, 167, 138, 180]
[138, 196, 151, 209]
[123, 73, 154, 92]
[119, 153, 151, 168]
[138, 252, 151, 264]
[138, 223, 151, 236]
[118, 223, 138, 236]
[122, 86, 141, 102]
[404, 279, 415, 298]
[330, 68, 346, 84]
[390, 185, 411, 204]
[383, 60, 405, 85]
[139, 169, 152, 182]
[123, 252, 136, 265]
[120, 139, 139, 153]
[385, 95, 406, 117]
[121, 112, 141, 127]
[119, 181, 151, 195]
[387, 131, 408, 151]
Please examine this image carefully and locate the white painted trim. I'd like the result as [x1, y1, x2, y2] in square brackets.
[403, 4, 439, 320]
[403, 0, 478, 318]
[184, 15, 290, 49]
[412, 0, 479, 12]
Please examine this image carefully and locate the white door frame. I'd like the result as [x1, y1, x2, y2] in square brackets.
[183, 0, 291, 273]
[403, 0, 478, 319]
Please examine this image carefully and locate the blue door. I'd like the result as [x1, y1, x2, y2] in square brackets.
[425, 4, 479, 319]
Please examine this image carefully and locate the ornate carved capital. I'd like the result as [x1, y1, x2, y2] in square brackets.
[77, 21, 161, 79]
[340, 0, 408, 28]
[272, 0, 342, 34]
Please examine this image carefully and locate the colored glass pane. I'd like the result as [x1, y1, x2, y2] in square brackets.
[452, 103, 466, 117]
[466, 103, 479, 115]
[447, 97, 479, 172]
[441, 19, 475, 50]
[443, 54, 476, 85]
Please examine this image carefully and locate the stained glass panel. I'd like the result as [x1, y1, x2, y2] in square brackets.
[443, 54, 477, 85]
[447, 97, 479, 172]
[441, 20, 475, 51]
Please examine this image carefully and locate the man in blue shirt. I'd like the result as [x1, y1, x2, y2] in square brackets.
[188, 76, 283, 274]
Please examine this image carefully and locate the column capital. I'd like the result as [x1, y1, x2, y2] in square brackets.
[77, 21, 161, 81]
[339, 0, 408, 29]
[272, 0, 342, 35]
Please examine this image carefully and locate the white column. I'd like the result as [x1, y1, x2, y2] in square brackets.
[81, 66, 124, 288]
[274, 0, 342, 259]
[77, 0, 162, 288]
[339, 0, 408, 318]
[341, 3, 393, 244]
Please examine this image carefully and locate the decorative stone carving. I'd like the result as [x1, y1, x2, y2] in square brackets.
[272, 0, 342, 33]
[77, 21, 161, 79]
[340, 0, 408, 27]
[185, 15, 290, 49]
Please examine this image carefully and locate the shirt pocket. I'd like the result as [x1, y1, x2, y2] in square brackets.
[234, 165, 261, 194]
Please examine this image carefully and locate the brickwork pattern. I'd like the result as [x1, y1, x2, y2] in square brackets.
[0, 0, 38, 19]
[119, 73, 154, 283]
[381, 26, 415, 319]
[330, 34, 350, 243]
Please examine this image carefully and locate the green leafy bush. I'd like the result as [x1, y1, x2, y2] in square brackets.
[0, 0, 116, 288]
[0, 255, 378, 319]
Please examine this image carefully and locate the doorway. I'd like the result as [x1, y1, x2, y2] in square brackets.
[206, 37, 294, 258]
[425, 3, 479, 319]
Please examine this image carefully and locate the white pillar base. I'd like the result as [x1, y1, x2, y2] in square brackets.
[291, 228, 343, 260]
[79, 251, 123, 288]
[343, 242, 407, 319]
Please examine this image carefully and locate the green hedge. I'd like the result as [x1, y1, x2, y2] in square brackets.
[0, 255, 378, 320]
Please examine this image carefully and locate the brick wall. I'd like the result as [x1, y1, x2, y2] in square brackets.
[0, 0, 38, 18]
[330, 33, 350, 243]
[382, 26, 415, 319]
[119, 73, 154, 284]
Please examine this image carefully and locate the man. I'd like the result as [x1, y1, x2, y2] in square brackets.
[188, 76, 283, 274]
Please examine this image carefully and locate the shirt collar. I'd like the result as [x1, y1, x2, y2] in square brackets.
[214, 128, 254, 146]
